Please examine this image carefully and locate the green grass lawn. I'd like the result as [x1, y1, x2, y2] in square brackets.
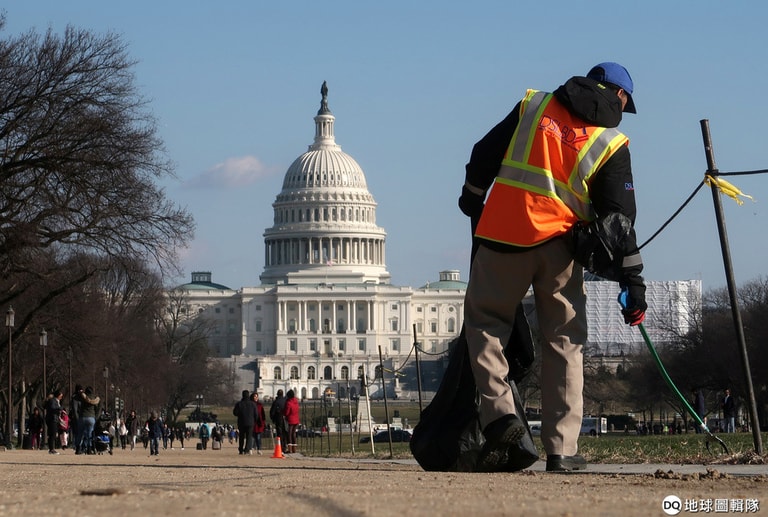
[575, 431, 765, 464]
[185, 402, 766, 465]
[294, 430, 767, 464]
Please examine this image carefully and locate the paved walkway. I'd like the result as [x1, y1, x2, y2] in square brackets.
[0, 448, 765, 516]
[311, 456, 767, 476]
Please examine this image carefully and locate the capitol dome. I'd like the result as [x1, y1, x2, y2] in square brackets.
[260, 82, 390, 285]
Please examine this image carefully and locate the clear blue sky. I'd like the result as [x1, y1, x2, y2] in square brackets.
[5, 2, 768, 292]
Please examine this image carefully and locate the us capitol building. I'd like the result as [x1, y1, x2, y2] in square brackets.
[176, 83, 701, 402]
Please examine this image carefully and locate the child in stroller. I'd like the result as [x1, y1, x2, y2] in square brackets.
[94, 410, 114, 455]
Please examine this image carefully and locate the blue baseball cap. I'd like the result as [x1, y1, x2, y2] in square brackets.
[587, 62, 636, 114]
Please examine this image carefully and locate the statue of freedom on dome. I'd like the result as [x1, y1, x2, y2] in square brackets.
[320, 81, 329, 113]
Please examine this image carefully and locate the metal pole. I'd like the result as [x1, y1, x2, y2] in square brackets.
[325, 396, 331, 453]
[40, 329, 48, 448]
[700, 119, 763, 455]
[337, 382, 342, 455]
[347, 379, 354, 455]
[40, 329, 48, 398]
[378, 346, 393, 458]
[412, 324, 423, 413]
[6, 307, 14, 449]
[103, 367, 109, 414]
[363, 372, 374, 454]
[67, 347, 73, 402]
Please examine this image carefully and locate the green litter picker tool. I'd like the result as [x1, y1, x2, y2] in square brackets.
[618, 288, 728, 454]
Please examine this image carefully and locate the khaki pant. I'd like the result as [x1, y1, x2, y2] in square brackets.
[464, 238, 586, 457]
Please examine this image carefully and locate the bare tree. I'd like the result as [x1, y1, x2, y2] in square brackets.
[0, 16, 195, 431]
[159, 288, 230, 423]
[582, 361, 629, 417]
[0, 17, 194, 314]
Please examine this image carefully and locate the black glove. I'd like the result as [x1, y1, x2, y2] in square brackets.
[458, 185, 484, 219]
[571, 213, 633, 282]
[619, 283, 647, 326]
[622, 308, 645, 326]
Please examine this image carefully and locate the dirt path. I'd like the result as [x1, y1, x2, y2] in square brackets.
[1, 447, 766, 516]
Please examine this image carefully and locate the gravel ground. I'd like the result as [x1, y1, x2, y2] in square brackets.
[1, 444, 766, 516]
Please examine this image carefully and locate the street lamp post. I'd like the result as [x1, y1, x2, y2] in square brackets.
[39, 328, 48, 447]
[39, 329, 48, 398]
[196, 394, 203, 426]
[103, 367, 109, 414]
[6, 307, 14, 448]
[66, 347, 73, 400]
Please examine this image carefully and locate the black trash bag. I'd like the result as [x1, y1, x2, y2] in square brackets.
[410, 305, 539, 472]
[571, 212, 633, 282]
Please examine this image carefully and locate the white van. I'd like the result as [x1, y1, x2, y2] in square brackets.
[580, 416, 607, 436]
[528, 418, 606, 437]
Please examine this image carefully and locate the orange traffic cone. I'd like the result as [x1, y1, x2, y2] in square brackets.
[271, 437, 285, 459]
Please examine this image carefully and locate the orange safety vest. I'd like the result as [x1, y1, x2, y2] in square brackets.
[475, 90, 629, 247]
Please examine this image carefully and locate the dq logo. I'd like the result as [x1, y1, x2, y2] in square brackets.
[662, 495, 682, 515]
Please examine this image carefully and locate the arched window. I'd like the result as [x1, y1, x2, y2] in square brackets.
[357, 365, 365, 379]
[374, 365, 383, 379]
[341, 366, 349, 380]
[274, 367, 282, 380]
[324, 366, 333, 380]
[290, 366, 299, 380]
[447, 317, 456, 333]
[307, 366, 316, 380]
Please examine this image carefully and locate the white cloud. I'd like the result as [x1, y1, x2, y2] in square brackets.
[183, 156, 275, 189]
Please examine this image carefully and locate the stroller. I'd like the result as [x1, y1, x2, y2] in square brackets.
[94, 411, 114, 455]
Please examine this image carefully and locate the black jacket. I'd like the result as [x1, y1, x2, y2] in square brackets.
[70, 394, 83, 422]
[463, 76, 644, 290]
[270, 395, 286, 425]
[233, 397, 258, 428]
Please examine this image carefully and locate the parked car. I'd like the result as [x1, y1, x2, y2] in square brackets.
[360, 429, 412, 443]
[297, 428, 323, 438]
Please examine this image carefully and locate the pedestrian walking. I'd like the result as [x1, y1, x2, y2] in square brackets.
[58, 409, 70, 449]
[270, 390, 288, 453]
[126, 409, 139, 451]
[233, 390, 258, 455]
[283, 390, 300, 454]
[45, 390, 64, 454]
[146, 412, 163, 456]
[251, 392, 266, 455]
[78, 386, 100, 455]
[28, 407, 44, 450]
[693, 388, 706, 433]
[721, 388, 737, 433]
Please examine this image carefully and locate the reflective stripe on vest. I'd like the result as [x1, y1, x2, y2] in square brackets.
[475, 89, 629, 246]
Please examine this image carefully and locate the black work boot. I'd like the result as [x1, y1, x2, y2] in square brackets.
[476, 415, 526, 472]
[546, 454, 587, 472]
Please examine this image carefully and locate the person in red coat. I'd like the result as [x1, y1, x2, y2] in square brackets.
[250, 392, 267, 455]
[283, 390, 300, 453]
